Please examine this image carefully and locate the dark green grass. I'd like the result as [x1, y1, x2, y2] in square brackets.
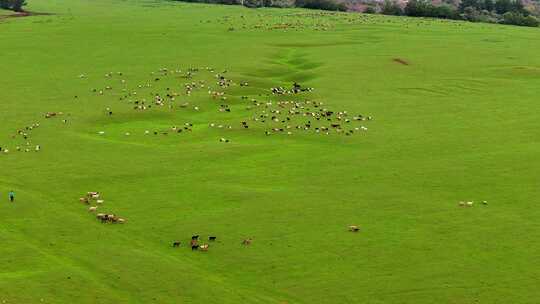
[1, 0, 540, 303]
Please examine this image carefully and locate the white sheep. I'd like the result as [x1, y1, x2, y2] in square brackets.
[88, 206, 98, 212]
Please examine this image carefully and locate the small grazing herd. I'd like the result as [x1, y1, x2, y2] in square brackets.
[172, 235, 253, 252]
[458, 200, 488, 207]
[1, 122, 43, 154]
[79, 192, 126, 224]
[173, 229, 359, 253]
[96, 213, 125, 224]
[349, 225, 360, 232]
[45, 111, 64, 119]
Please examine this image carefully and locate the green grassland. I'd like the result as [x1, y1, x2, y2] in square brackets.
[0, 8, 12, 16]
[1, 0, 540, 303]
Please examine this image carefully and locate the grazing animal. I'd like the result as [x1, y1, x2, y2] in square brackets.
[199, 244, 209, 251]
[242, 238, 252, 245]
[80, 197, 89, 204]
[96, 214, 108, 223]
[349, 225, 360, 232]
[88, 206, 98, 212]
[173, 241, 181, 247]
[192, 235, 199, 240]
[209, 236, 216, 241]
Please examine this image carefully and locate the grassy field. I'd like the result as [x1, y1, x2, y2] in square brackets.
[0, 8, 13, 16]
[1, 0, 540, 303]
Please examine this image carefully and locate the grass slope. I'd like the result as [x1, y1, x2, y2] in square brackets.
[1, 0, 540, 303]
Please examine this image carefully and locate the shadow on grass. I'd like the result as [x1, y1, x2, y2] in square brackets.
[0, 11, 54, 21]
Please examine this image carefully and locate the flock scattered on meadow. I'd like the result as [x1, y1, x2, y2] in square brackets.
[79, 192, 126, 224]
[171, 235, 253, 252]
[1, 62, 490, 252]
[208, 11, 471, 33]
[84, 66, 373, 142]
[0, 64, 371, 155]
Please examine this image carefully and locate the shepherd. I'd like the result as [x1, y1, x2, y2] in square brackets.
[8, 190, 15, 203]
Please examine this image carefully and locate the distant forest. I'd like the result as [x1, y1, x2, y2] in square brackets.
[174, 0, 540, 26]
[0, 0, 25, 12]
[177, 0, 347, 11]
[364, 0, 540, 27]
[1, 0, 537, 27]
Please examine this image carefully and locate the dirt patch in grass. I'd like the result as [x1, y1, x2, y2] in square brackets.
[393, 58, 410, 66]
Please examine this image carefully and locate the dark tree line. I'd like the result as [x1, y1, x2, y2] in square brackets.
[372, 0, 538, 27]
[295, 0, 347, 11]
[0, 0, 26, 12]
[459, 0, 525, 14]
[174, 0, 346, 11]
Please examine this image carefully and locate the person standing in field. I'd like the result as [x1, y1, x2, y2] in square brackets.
[8, 190, 15, 203]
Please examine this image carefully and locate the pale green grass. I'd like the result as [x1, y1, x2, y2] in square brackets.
[1, 0, 540, 303]
[0, 8, 13, 16]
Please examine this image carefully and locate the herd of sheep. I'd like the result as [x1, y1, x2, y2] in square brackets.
[79, 192, 126, 224]
[0, 122, 42, 154]
[458, 200, 488, 207]
[172, 235, 254, 252]
[214, 10, 470, 34]
[87, 65, 373, 142]
[1, 63, 375, 155]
